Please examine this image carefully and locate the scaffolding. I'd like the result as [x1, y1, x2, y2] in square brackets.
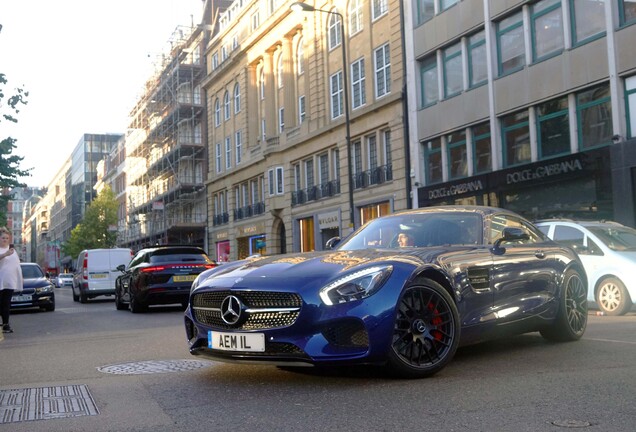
[122, 25, 208, 252]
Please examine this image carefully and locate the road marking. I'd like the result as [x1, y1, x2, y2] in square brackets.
[585, 337, 636, 346]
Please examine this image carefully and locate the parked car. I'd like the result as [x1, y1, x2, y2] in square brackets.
[115, 246, 216, 313]
[11, 263, 55, 312]
[184, 206, 588, 378]
[72, 248, 133, 303]
[56, 273, 73, 288]
[536, 219, 636, 316]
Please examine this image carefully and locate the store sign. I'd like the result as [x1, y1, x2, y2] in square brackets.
[427, 180, 485, 200]
[318, 211, 340, 230]
[216, 231, 229, 240]
[237, 223, 265, 237]
[505, 158, 583, 185]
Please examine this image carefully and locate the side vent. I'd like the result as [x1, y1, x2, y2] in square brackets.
[467, 267, 490, 291]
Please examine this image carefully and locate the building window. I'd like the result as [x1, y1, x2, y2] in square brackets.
[440, 0, 458, 12]
[212, 52, 219, 70]
[501, 110, 531, 167]
[415, 0, 434, 26]
[531, 0, 564, 61]
[268, 167, 284, 196]
[423, 137, 443, 184]
[353, 141, 362, 175]
[251, 11, 260, 31]
[277, 53, 284, 88]
[304, 158, 315, 188]
[259, 69, 265, 100]
[443, 42, 462, 98]
[330, 71, 344, 119]
[319, 153, 329, 185]
[279, 107, 285, 132]
[383, 130, 392, 166]
[420, 55, 438, 107]
[374, 43, 391, 98]
[468, 30, 487, 87]
[215, 143, 222, 173]
[225, 137, 232, 170]
[349, 0, 363, 35]
[224, 91, 231, 120]
[222, 45, 228, 61]
[235, 131, 242, 165]
[261, 119, 266, 141]
[234, 83, 241, 113]
[293, 163, 301, 191]
[214, 98, 221, 127]
[472, 123, 491, 174]
[299, 96, 306, 123]
[570, 0, 606, 45]
[328, 9, 342, 51]
[497, 11, 525, 75]
[297, 38, 305, 74]
[619, 0, 636, 26]
[372, 0, 388, 21]
[627, 75, 636, 139]
[537, 96, 570, 159]
[447, 130, 467, 180]
[351, 58, 366, 109]
[577, 84, 612, 149]
[367, 134, 378, 170]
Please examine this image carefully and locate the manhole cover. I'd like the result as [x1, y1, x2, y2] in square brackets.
[97, 359, 212, 375]
[0, 385, 98, 424]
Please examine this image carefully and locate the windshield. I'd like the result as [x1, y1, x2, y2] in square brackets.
[338, 212, 482, 251]
[587, 225, 636, 251]
[21, 265, 44, 279]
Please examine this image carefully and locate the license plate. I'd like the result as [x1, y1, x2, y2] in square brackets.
[90, 273, 108, 279]
[173, 275, 197, 282]
[208, 331, 265, 352]
[12, 294, 32, 302]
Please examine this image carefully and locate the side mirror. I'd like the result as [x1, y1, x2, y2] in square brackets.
[325, 236, 341, 250]
[493, 227, 529, 251]
[116, 264, 126, 272]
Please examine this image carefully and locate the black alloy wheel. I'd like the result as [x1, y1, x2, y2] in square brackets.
[541, 269, 587, 341]
[388, 279, 460, 378]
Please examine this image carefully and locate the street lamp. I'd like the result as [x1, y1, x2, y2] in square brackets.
[290, 1, 356, 231]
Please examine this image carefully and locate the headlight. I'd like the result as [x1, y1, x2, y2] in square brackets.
[35, 285, 53, 294]
[320, 265, 393, 306]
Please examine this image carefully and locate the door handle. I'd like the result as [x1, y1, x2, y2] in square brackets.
[535, 250, 546, 259]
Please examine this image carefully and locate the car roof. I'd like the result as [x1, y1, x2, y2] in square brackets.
[534, 219, 625, 228]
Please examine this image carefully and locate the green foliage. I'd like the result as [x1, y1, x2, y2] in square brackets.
[0, 72, 31, 225]
[62, 186, 120, 258]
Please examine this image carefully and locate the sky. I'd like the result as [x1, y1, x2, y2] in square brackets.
[1, 0, 206, 187]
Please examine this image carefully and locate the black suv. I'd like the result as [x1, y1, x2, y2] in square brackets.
[115, 246, 216, 313]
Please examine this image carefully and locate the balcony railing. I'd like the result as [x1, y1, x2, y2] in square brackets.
[233, 202, 266, 221]
[291, 180, 340, 207]
[353, 164, 393, 190]
[213, 213, 230, 226]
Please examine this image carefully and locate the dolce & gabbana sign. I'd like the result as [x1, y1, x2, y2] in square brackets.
[505, 158, 583, 185]
[427, 179, 485, 200]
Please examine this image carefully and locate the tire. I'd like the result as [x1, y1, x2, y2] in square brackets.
[387, 278, 460, 378]
[541, 269, 587, 342]
[72, 286, 79, 302]
[115, 289, 127, 311]
[596, 277, 632, 316]
[129, 292, 147, 313]
[43, 303, 55, 312]
[79, 290, 88, 304]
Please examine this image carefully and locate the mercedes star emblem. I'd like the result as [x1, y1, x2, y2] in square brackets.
[221, 295, 242, 325]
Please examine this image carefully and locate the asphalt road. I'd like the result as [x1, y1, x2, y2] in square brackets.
[1, 287, 635, 432]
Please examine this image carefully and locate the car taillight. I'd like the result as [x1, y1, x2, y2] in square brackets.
[141, 266, 166, 273]
[82, 258, 88, 280]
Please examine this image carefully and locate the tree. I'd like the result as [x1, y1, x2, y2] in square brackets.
[62, 186, 119, 259]
[0, 72, 31, 226]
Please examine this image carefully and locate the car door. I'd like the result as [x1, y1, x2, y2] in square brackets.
[488, 213, 559, 321]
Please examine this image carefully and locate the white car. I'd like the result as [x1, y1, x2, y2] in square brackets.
[56, 273, 74, 288]
[536, 220, 636, 315]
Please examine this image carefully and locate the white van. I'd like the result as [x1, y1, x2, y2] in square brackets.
[72, 248, 132, 303]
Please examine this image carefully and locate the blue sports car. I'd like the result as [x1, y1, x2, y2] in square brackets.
[184, 206, 587, 378]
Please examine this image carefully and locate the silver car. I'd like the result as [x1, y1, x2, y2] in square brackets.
[536, 220, 636, 315]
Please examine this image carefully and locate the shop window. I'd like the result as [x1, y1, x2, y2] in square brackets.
[414, 0, 434, 26]
[299, 216, 315, 252]
[447, 130, 467, 180]
[472, 123, 491, 174]
[419, 55, 438, 107]
[570, 0, 606, 46]
[577, 84, 612, 149]
[627, 75, 636, 139]
[217, 240, 230, 263]
[443, 42, 463, 98]
[620, 0, 636, 26]
[537, 96, 570, 159]
[423, 137, 443, 184]
[468, 30, 487, 88]
[250, 235, 266, 256]
[501, 110, 530, 167]
[531, 0, 564, 61]
[359, 201, 391, 226]
[497, 11, 525, 76]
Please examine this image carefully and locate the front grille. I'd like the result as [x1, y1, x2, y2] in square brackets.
[192, 290, 302, 330]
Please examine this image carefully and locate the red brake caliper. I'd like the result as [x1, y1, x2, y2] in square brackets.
[428, 302, 443, 341]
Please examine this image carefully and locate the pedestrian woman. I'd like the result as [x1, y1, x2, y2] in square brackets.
[0, 227, 23, 333]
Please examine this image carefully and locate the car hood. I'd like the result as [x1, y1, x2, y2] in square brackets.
[22, 277, 52, 291]
[193, 247, 458, 293]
